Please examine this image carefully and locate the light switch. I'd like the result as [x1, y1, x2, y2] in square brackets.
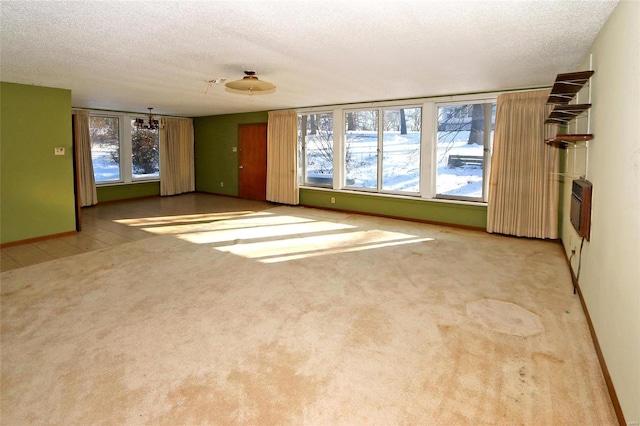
[232, 147, 237, 152]
[54, 147, 65, 155]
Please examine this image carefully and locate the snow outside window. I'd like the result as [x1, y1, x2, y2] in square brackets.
[297, 94, 496, 203]
[345, 110, 378, 190]
[382, 108, 421, 193]
[298, 113, 333, 187]
[344, 108, 421, 194]
[130, 120, 159, 179]
[89, 115, 121, 183]
[88, 113, 161, 185]
[435, 102, 495, 201]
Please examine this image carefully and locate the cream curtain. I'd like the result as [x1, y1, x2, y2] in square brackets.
[487, 90, 558, 239]
[160, 117, 195, 196]
[73, 110, 98, 207]
[266, 110, 299, 205]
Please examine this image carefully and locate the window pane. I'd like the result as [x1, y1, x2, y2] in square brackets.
[301, 113, 333, 186]
[436, 103, 495, 199]
[89, 116, 120, 182]
[382, 108, 421, 192]
[345, 110, 378, 189]
[131, 121, 159, 179]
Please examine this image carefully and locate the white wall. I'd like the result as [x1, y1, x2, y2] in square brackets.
[561, 1, 640, 423]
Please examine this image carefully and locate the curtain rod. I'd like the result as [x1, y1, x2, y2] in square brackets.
[285, 85, 551, 113]
[71, 107, 189, 119]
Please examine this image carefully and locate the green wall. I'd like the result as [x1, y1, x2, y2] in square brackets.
[194, 111, 268, 195]
[300, 189, 487, 228]
[1, 82, 76, 244]
[97, 182, 160, 202]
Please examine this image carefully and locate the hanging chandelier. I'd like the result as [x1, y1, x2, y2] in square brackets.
[225, 70, 275, 94]
[135, 108, 159, 130]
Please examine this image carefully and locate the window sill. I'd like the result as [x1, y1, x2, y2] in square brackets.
[96, 179, 160, 187]
[299, 185, 487, 207]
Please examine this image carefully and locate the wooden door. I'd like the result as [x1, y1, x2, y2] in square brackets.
[238, 123, 268, 201]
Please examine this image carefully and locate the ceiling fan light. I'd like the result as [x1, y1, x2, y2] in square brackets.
[225, 71, 275, 93]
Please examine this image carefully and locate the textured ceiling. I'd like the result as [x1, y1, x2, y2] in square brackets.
[0, 0, 618, 117]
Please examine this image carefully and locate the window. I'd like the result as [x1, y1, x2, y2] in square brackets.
[88, 112, 160, 185]
[89, 115, 121, 183]
[298, 113, 333, 187]
[345, 110, 378, 189]
[297, 94, 497, 204]
[435, 102, 495, 201]
[382, 108, 421, 193]
[130, 120, 159, 179]
[344, 107, 421, 193]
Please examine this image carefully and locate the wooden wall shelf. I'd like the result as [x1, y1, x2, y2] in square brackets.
[546, 70, 594, 151]
[545, 134, 593, 149]
[547, 70, 594, 104]
[545, 104, 592, 124]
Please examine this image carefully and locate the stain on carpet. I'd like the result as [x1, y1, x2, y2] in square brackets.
[158, 373, 241, 425]
[347, 306, 392, 346]
[159, 343, 327, 424]
[466, 299, 544, 337]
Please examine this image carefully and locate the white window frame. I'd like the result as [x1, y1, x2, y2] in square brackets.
[297, 92, 503, 205]
[86, 110, 161, 186]
[342, 105, 423, 195]
[128, 114, 161, 182]
[343, 107, 380, 193]
[433, 99, 496, 203]
[298, 111, 335, 188]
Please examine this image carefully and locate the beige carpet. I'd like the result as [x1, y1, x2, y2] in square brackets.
[1, 201, 617, 424]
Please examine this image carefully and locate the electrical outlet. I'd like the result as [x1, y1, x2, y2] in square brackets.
[330, 197, 335, 204]
[220, 182, 224, 187]
[54, 147, 65, 155]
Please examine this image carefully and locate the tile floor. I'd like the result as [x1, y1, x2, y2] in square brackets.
[1, 193, 273, 273]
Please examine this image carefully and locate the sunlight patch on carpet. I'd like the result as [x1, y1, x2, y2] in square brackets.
[179, 218, 355, 245]
[114, 211, 269, 234]
[260, 236, 435, 263]
[213, 229, 435, 263]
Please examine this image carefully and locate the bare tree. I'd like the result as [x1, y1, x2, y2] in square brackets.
[346, 112, 356, 131]
[131, 129, 159, 174]
[468, 104, 484, 145]
[89, 116, 119, 148]
[309, 114, 317, 135]
[301, 114, 335, 175]
[400, 108, 407, 135]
